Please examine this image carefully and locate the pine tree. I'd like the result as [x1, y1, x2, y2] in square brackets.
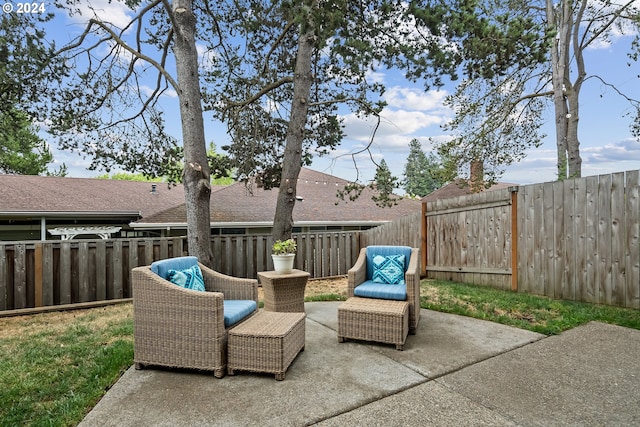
[403, 139, 444, 197]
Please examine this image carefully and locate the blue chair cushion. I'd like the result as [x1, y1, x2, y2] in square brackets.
[353, 280, 407, 301]
[223, 300, 257, 328]
[372, 254, 406, 285]
[365, 246, 411, 281]
[166, 265, 206, 292]
[151, 256, 199, 280]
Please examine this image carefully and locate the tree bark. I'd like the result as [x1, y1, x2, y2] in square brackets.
[548, 0, 584, 179]
[271, 22, 315, 241]
[548, 0, 571, 180]
[172, 0, 213, 265]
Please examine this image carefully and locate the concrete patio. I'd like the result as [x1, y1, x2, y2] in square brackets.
[79, 302, 640, 426]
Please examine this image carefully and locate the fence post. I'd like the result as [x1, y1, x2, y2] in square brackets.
[421, 202, 427, 277]
[510, 186, 519, 291]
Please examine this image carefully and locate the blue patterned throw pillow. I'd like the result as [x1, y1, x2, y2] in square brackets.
[167, 264, 206, 292]
[372, 254, 405, 285]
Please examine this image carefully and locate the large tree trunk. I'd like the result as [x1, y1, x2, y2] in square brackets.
[566, 0, 586, 178]
[548, 0, 571, 180]
[271, 25, 315, 241]
[172, 0, 213, 265]
[548, 0, 583, 180]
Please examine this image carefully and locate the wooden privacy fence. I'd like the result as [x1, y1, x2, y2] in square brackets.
[425, 169, 640, 309]
[359, 210, 423, 250]
[210, 232, 360, 279]
[0, 238, 185, 312]
[425, 187, 517, 290]
[0, 232, 361, 312]
[517, 170, 639, 309]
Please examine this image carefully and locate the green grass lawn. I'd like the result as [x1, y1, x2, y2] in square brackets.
[1, 279, 638, 426]
[422, 279, 640, 335]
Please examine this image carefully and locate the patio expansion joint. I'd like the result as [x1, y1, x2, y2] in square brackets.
[302, 377, 432, 427]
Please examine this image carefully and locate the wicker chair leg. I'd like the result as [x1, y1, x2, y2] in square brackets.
[134, 363, 144, 370]
[275, 372, 285, 381]
[214, 368, 226, 379]
[338, 336, 345, 343]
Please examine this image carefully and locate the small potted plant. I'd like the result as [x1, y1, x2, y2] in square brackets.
[271, 238, 297, 274]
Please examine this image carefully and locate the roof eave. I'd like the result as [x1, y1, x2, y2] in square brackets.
[1, 211, 141, 219]
[130, 220, 389, 230]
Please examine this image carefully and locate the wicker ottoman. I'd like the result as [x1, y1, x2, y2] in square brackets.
[338, 297, 409, 351]
[227, 311, 305, 380]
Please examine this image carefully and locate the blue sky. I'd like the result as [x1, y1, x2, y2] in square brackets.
[42, 0, 640, 188]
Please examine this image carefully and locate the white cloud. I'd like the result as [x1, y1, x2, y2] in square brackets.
[584, 138, 640, 162]
[66, 0, 135, 29]
[384, 86, 449, 111]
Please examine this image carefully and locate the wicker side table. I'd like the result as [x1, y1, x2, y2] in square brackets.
[338, 297, 409, 350]
[258, 269, 310, 313]
[227, 311, 306, 380]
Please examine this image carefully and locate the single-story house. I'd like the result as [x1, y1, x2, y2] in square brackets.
[132, 168, 422, 236]
[0, 168, 422, 241]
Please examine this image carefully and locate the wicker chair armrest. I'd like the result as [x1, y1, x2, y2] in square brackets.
[199, 263, 259, 304]
[132, 266, 226, 336]
[405, 248, 420, 300]
[347, 248, 368, 298]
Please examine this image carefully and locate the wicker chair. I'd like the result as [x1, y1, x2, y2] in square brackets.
[132, 256, 258, 378]
[347, 246, 421, 334]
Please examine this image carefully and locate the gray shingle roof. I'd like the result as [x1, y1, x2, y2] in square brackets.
[0, 169, 421, 226]
[137, 168, 421, 226]
[0, 175, 186, 219]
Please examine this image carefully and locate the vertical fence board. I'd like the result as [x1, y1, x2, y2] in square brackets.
[584, 176, 599, 303]
[159, 239, 169, 260]
[611, 172, 626, 306]
[547, 181, 561, 300]
[574, 177, 588, 302]
[59, 243, 71, 304]
[78, 242, 90, 302]
[42, 243, 54, 306]
[143, 240, 154, 265]
[13, 244, 27, 309]
[112, 241, 123, 299]
[598, 174, 613, 305]
[560, 179, 576, 300]
[34, 243, 43, 307]
[246, 236, 255, 279]
[95, 241, 107, 301]
[625, 170, 640, 309]
[522, 184, 536, 294]
[532, 183, 545, 296]
[540, 182, 553, 297]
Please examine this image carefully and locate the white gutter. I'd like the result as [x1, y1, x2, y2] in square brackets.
[1, 211, 141, 218]
[130, 220, 389, 230]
